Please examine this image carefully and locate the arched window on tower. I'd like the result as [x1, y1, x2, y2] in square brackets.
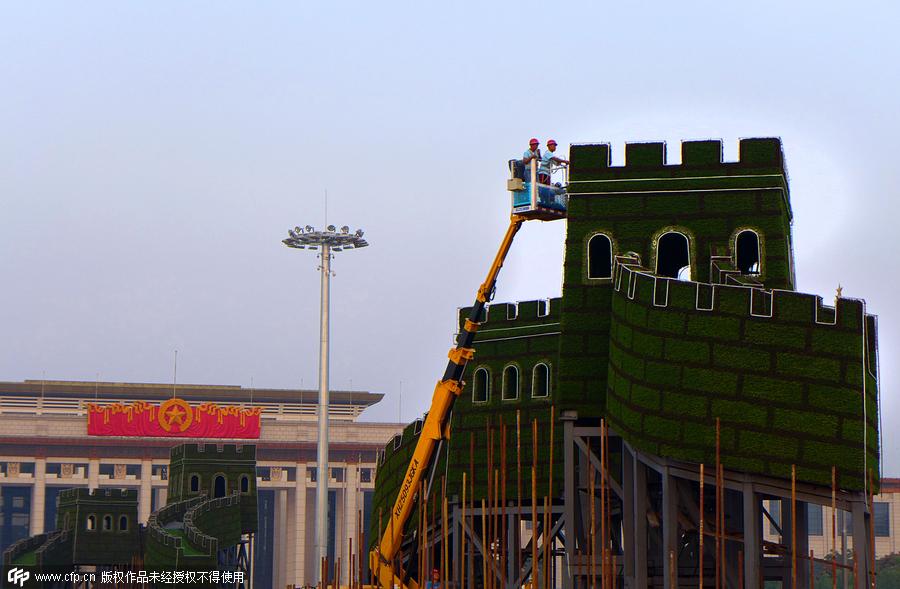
[473, 368, 490, 403]
[502, 365, 519, 400]
[214, 474, 227, 498]
[532, 363, 550, 398]
[656, 232, 691, 280]
[190, 474, 200, 493]
[736, 230, 761, 275]
[588, 234, 613, 279]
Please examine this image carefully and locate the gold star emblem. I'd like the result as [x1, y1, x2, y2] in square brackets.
[158, 398, 193, 432]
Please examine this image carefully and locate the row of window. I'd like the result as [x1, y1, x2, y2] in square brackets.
[586, 229, 762, 280]
[381, 364, 552, 456]
[768, 502, 891, 537]
[85, 513, 129, 532]
[472, 363, 550, 404]
[187, 473, 251, 498]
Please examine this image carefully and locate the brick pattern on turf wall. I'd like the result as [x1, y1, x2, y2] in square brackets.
[606, 259, 879, 491]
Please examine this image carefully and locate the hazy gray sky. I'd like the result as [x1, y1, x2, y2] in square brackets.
[2, 2, 898, 471]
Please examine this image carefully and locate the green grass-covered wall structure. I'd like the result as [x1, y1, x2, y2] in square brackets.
[370, 137, 881, 547]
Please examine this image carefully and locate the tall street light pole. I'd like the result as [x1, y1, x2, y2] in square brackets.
[283, 224, 368, 584]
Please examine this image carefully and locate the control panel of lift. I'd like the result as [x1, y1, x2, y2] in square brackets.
[507, 157, 567, 220]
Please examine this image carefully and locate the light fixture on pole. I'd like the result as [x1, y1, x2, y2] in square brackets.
[283, 224, 368, 584]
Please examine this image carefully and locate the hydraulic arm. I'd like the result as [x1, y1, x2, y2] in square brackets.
[369, 215, 526, 589]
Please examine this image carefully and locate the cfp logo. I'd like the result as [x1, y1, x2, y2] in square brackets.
[6, 567, 29, 587]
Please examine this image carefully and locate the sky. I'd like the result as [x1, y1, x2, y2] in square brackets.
[2, 2, 898, 471]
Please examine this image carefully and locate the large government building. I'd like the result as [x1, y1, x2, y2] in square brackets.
[0, 379, 401, 587]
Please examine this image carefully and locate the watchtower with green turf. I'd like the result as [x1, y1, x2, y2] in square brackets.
[55, 488, 139, 565]
[562, 138, 879, 490]
[167, 443, 258, 533]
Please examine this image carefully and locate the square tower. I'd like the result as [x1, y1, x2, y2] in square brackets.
[55, 488, 139, 565]
[167, 443, 258, 533]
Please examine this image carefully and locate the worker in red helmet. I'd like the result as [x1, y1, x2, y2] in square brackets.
[539, 139, 569, 185]
[522, 138, 541, 181]
[425, 568, 441, 589]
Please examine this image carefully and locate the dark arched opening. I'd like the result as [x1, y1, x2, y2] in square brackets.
[190, 474, 200, 493]
[736, 230, 761, 274]
[213, 475, 226, 498]
[657, 232, 691, 279]
[532, 363, 550, 398]
[502, 365, 519, 400]
[240, 475, 250, 494]
[588, 234, 613, 279]
[473, 368, 489, 403]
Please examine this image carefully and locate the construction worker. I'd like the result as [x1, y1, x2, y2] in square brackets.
[540, 139, 569, 184]
[425, 568, 441, 589]
[521, 138, 541, 180]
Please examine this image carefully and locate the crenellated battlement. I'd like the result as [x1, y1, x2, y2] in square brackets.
[606, 253, 879, 491]
[170, 443, 256, 461]
[58, 487, 137, 502]
[613, 256, 869, 335]
[458, 298, 561, 331]
[570, 138, 785, 175]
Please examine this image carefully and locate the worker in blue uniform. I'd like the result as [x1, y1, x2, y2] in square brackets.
[522, 138, 541, 180]
[540, 139, 569, 185]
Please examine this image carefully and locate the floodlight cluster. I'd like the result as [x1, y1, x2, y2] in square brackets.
[282, 224, 369, 251]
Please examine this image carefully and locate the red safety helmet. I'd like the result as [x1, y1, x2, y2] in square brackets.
[547, 139, 558, 146]
[529, 138, 539, 146]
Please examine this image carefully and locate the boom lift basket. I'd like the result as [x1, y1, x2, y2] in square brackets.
[507, 158, 567, 220]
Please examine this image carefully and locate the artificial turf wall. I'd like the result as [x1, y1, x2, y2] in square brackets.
[607, 257, 879, 491]
[370, 137, 881, 545]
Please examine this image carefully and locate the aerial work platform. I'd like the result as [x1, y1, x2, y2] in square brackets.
[507, 158, 567, 220]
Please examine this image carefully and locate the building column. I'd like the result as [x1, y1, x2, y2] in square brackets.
[343, 464, 359, 585]
[796, 501, 810, 588]
[622, 448, 635, 588]
[139, 460, 152, 523]
[88, 458, 99, 491]
[561, 412, 577, 588]
[851, 498, 871, 587]
[781, 498, 793, 586]
[743, 483, 761, 589]
[662, 468, 678, 589]
[633, 457, 648, 589]
[294, 463, 308, 586]
[31, 458, 46, 535]
[294, 462, 307, 585]
[275, 488, 289, 589]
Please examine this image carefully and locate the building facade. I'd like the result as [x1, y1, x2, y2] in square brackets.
[0, 379, 401, 587]
[763, 478, 900, 561]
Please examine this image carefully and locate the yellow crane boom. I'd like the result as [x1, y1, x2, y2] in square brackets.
[369, 215, 526, 589]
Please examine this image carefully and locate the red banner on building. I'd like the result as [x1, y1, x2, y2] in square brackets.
[87, 398, 262, 439]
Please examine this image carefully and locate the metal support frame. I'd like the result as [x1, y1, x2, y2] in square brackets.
[556, 413, 874, 589]
[451, 503, 565, 589]
[418, 413, 876, 589]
